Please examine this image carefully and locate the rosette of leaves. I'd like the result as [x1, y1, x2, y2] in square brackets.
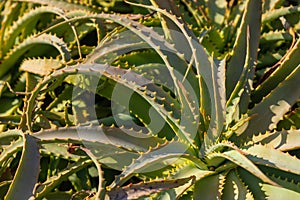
[0, 0, 300, 199]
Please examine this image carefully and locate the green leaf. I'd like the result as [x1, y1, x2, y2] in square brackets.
[20, 58, 63, 76]
[222, 170, 254, 200]
[253, 38, 300, 103]
[5, 134, 40, 200]
[241, 64, 300, 138]
[243, 144, 300, 175]
[35, 125, 164, 153]
[0, 33, 70, 78]
[226, 0, 261, 110]
[193, 174, 222, 200]
[108, 176, 195, 200]
[262, 5, 300, 25]
[110, 141, 207, 189]
[250, 129, 300, 151]
[261, 184, 300, 199]
[208, 150, 277, 185]
[34, 158, 92, 198]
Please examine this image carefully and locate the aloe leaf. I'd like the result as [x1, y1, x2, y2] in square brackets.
[84, 29, 150, 64]
[14, 0, 100, 11]
[226, 29, 251, 125]
[108, 176, 194, 200]
[0, 33, 71, 78]
[110, 141, 207, 189]
[149, 0, 183, 42]
[0, 139, 23, 177]
[237, 168, 266, 199]
[193, 174, 223, 200]
[0, 1, 21, 58]
[267, 174, 300, 193]
[260, 30, 293, 44]
[167, 162, 215, 198]
[226, 0, 261, 101]
[253, 38, 300, 102]
[241, 64, 300, 138]
[261, 184, 300, 199]
[0, 129, 23, 141]
[208, 150, 277, 185]
[35, 125, 164, 170]
[222, 170, 254, 200]
[40, 143, 83, 161]
[3, 6, 66, 55]
[243, 144, 300, 175]
[5, 134, 40, 200]
[81, 147, 105, 200]
[34, 125, 164, 153]
[34, 158, 92, 198]
[250, 129, 300, 151]
[262, 5, 300, 25]
[20, 57, 63, 76]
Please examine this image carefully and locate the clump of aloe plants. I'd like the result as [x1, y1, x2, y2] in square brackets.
[0, 0, 300, 199]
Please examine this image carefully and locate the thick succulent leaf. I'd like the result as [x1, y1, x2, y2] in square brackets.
[277, 105, 300, 130]
[34, 125, 164, 153]
[253, 38, 300, 103]
[5, 134, 40, 200]
[40, 143, 83, 161]
[226, 31, 251, 126]
[0, 33, 71, 78]
[250, 129, 300, 151]
[237, 168, 266, 200]
[243, 144, 300, 175]
[241, 64, 300, 138]
[208, 150, 277, 185]
[81, 147, 105, 200]
[267, 174, 300, 193]
[193, 174, 223, 200]
[222, 170, 254, 200]
[109, 141, 207, 189]
[226, 0, 261, 99]
[34, 158, 92, 198]
[34, 125, 166, 170]
[3, 6, 66, 55]
[0, 129, 23, 141]
[84, 29, 150, 64]
[261, 184, 300, 199]
[0, 1, 21, 58]
[260, 30, 293, 44]
[162, 161, 215, 198]
[149, 0, 184, 43]
[0, 139, 23, 177]
[14, 0, 100, 11]
[108, 176, 194, 200]
[262, 5, 300, 25]
[20, 58, 63, 76]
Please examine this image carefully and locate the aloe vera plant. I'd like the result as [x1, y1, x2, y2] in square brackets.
[0, 0, 300, 199]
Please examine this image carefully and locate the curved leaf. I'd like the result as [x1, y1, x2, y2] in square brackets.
[5, 134, 40, 200]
